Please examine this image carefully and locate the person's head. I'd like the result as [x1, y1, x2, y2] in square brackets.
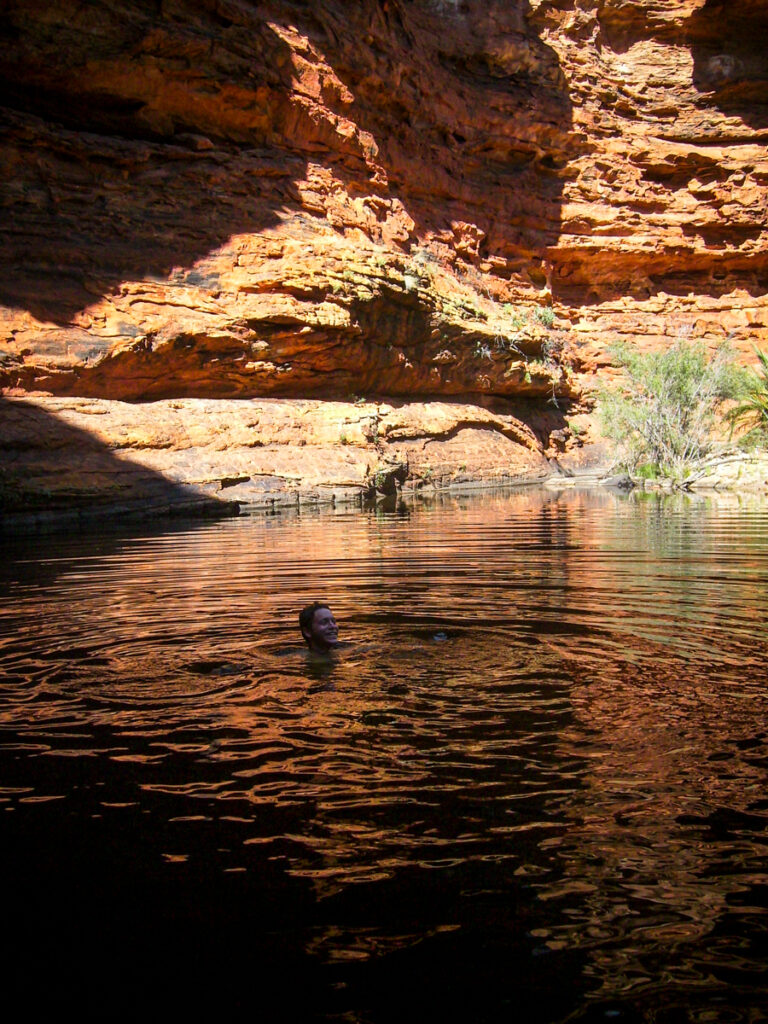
[299, 602, 339, 653]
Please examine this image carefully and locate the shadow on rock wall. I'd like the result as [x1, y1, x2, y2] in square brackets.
[297, 0, 575, 270]
[688, 0, 768, 128]
[0, 395, 235, 526]
[598, 0, 767, 130]
[0, 1, 303, 325]
[0, 0, 573, 328]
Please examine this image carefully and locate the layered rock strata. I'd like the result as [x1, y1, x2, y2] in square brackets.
[0, 395, 565, 526]
[0, 0, 766, 516]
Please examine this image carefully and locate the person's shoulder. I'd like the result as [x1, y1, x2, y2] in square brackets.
[273, 644, 306, 658]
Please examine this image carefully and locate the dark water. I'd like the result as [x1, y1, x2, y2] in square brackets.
[2, 488, 768, 1021]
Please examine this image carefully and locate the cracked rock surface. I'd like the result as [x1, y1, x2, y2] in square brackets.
[1, 1, 766, 516]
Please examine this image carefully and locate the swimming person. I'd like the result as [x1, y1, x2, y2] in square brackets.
[299, 602, 341, 655]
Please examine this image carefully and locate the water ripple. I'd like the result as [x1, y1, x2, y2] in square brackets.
[2, 489, 768, 1019]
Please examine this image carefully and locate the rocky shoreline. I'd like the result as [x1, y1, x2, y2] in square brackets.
[3, 393, 765, 535]
[3, 2, 767, 537]
[0, 392, 594, 532]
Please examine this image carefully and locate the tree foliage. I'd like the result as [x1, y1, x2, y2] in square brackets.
[599, 338, 744, 480]
[727, 347, 768, 444]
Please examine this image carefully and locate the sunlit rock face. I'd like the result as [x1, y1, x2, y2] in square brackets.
[0, 394, 556, 520]
[543, 0, 768, 380]
[0, 0, 766, 507]
[0, 0, 577, 403]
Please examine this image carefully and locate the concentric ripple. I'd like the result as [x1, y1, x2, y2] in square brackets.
[2, 487, 768, 1021]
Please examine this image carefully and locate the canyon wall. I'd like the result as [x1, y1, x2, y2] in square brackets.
[1, 0, 766, 517]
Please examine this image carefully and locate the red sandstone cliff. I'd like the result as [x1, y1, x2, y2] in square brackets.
[0, 0, 766, 515]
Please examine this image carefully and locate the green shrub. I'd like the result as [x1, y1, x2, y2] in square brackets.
[503, 304, 527, 330]
[599, 338, 743, 481]
[534, 306, 555, 328]
[727, 347, 768, 444]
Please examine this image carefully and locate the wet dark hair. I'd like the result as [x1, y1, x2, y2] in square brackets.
[299, 601, 330, 643]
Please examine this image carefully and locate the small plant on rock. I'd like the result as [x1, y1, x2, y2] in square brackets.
[503, 304, 527, 331]
[534, 305, 555, 329]
[526, 358, 551, 377]
[493, 334, 523, 355]
[541, 332, 564, 366]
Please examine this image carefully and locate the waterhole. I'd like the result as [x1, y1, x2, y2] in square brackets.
[2, 487, 767, 1021]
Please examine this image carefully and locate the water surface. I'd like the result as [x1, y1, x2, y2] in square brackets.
[2, 488, 768, 1021]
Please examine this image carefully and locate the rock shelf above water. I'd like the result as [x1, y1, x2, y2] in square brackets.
[0, 394, 574, 525]
[1, 1, 767, 523]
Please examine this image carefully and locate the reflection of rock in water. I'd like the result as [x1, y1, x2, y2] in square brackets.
[547, 643, 768, 1018]
[3, 490, 768, 1018]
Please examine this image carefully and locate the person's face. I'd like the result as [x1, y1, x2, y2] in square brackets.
[309, 607, 339, 651]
